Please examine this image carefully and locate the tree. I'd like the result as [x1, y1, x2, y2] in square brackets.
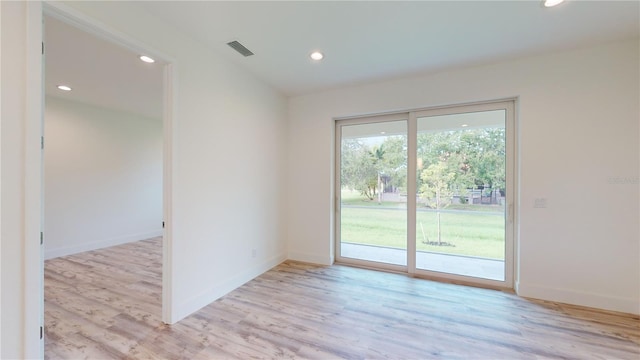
[340, 140, 386, 201]
[420, 160, 456, 245]
[465, 128, 505, 192]
[371, 144, 385, 202]
[378, 136, 407, 193]
[340, 139, 364, 191]
[417, 128, 506, 202]
[342, 127, 505, 205]
[341, 135, 408, 201]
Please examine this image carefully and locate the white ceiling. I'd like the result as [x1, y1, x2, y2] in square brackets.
[45, 15, 164, 118]
[45, 1, 639, 117]
[135, 0, 639, 96]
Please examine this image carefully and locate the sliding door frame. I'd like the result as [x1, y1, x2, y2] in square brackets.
[411, 100, 516, 289]
[334, 99, 517, 289]
[334, 112, 410, 274]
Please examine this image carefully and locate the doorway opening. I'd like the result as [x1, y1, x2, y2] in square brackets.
[335, 100, 516, 288]
[24, 3, 176, 357]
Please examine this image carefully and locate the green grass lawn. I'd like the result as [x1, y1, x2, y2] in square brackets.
[340, 189, 405, 208]
[340, 206, 505, 260]
[340, 190, 505, 212]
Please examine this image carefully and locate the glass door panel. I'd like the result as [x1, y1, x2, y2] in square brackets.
[338, 120, 407, 266]
[415, 110, 507, 281]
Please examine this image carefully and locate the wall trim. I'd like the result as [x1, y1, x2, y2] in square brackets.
[517, 282, 640, 315]
[173, 253, 287, 323]
[288, 251, 333, 266]
[44, 230, 162, 260]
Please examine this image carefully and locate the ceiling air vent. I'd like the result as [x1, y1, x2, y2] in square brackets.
[227, 40, 254, 57]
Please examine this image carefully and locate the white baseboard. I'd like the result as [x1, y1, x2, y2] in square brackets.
[516, 282, 640, 315]
[44, 230, 163, 260]
[287, 250, 333, 265]
[173, 252, 287, 323]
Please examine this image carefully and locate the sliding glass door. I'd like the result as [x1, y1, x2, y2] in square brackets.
[337, 117, 408, 269]
[336, 100, 515, 287]
[414, 106, 511, 282]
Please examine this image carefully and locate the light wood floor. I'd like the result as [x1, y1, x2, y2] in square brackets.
[45, 237, 639, 359]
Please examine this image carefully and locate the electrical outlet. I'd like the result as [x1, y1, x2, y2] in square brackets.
[534, 198, 547, 208]
[251, 248, 257, 258]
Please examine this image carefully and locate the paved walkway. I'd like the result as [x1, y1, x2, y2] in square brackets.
[341, 242, 504, 281]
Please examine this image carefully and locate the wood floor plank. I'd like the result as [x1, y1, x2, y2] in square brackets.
[45, 237, 640, 359]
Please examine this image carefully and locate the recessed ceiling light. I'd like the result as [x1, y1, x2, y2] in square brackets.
[57, 85, 72, 91]
[461, 124, 469, 127]
[139, 55, 155, 63]
[380, 131, 386, 134]
[543, 0, 565, 7]
[310, 51, 324, 61]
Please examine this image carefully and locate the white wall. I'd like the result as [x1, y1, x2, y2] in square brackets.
[0, 2, 4, 356]
[1, 3, 27, 358]
[58, 1, 289, 321]
[287, 39, 640, 315]
[3, 1, 288, 357]
[44, 96, 163, 259]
